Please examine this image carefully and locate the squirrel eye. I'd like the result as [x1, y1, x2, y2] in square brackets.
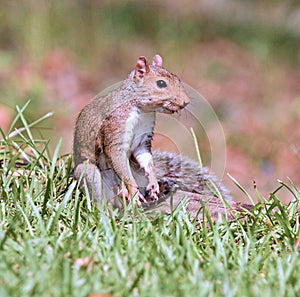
[156, 80, 167, 88]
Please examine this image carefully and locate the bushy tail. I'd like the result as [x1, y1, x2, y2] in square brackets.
[152, 150, 231, 200]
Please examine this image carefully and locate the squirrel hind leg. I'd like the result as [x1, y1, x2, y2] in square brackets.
[74, 162, 106, 203]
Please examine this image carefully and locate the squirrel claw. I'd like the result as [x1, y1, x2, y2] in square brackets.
[136, 192, 148, 204]
[130, 186, 148, 205]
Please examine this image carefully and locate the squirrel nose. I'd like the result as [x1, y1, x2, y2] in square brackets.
[178, 98, 190, 108]
[183, 95, 190, 107]
[174, 94, 190, 108]
[183, 100, 189, 107]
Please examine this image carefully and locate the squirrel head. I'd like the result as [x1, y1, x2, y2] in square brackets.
[131, 55, 190, 114]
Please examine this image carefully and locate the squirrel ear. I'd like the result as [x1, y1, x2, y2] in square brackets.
[152, 54, 163, 68]
[134, 56, 150, 79]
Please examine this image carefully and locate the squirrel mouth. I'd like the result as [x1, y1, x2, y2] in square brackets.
[160, 107, 175, 114]
[161, 102, 184, 114]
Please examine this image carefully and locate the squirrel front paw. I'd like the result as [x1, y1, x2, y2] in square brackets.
[119, 185, 147, 206]
[145, 182, 160, 201]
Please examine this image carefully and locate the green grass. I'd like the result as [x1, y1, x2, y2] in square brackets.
[0, 105, 300, 297]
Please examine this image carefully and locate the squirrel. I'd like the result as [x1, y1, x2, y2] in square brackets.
[73, 54, 230, 208]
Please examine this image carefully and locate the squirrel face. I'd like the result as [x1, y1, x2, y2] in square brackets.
[132, 55, 190, 114]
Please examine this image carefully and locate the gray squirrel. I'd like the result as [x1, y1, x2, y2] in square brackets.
[73, 54, 229, 207]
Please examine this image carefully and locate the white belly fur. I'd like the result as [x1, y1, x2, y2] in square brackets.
[123, 108, 156, 153]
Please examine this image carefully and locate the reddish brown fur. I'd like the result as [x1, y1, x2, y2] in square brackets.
[73, 55, 191, 205]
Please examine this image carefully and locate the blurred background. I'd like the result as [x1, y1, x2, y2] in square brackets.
[0, 0, 300, 202]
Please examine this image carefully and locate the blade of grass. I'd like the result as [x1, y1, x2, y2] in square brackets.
[227, 173, 255, 205]
[50, 138, 62, 178]
[8, 111, 53, 139]
[190, 128, 202, 168]
[7, 100, 32, 134]
[15, 202, 35, 237]
[49, 181, 76, 234]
